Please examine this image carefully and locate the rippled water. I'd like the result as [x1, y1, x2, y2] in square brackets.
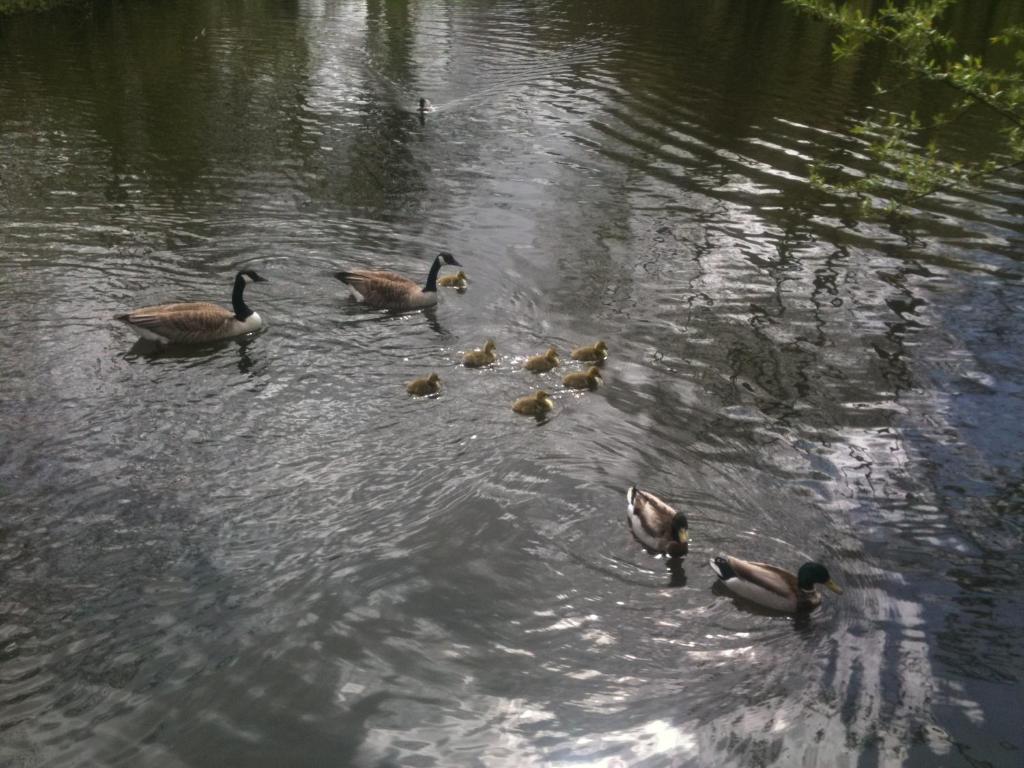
[1, 1, 1022, 766]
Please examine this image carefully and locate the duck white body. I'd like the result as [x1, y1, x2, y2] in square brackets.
[114, 270, 267, 345]
[626, 486, 689, 556]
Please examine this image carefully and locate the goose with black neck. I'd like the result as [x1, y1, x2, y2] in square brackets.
[114, 270, 268, 345]
[334, 251, 462, 312]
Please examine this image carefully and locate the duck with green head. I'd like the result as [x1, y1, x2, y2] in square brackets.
[710, 555, 842, 613]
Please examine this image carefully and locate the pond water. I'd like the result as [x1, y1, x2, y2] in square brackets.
[1, 1, 1022, 766]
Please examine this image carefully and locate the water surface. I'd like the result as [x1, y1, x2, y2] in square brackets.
[1, 1, 1022, 766]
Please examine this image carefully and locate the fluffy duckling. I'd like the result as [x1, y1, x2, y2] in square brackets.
[114, 270, 267, 345]
[438, 270, 468, 289]
[406, 372, 441, 396]
[463, 339, 497, 368]
[512, 390, 555, 416]
[524, 346, 560, 373]
[571, 340, 608, 361]
[563, 366, 602, 390]
[709, 555, 843, 613]
[418, 97, 432, 113]
[334, 251, 461, 311]
[626, 486, 689, 557]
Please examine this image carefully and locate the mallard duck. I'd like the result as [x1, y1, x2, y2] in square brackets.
[418, 97, 433, 113]
[463, 339, 497, 368]
[334, 251, 461, 311]
[709, 555, 843, 613]
[406, 372, 441, 396]
[571, 340, 608, 361]
[563, 366, 602, 390]
[438, 270, 468, 289]
[626, 486, 688, 556]
[512, 390, 554, 416]
[114, 270, 267, 344]
[524, 347, 559, 373]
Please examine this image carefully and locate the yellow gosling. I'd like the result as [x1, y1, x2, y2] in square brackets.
[463, 339, 497, 368]
[524, 346, 560, 373]
[438, 270, 468, 289]
[563, 366, 602, 390]
[512, 390, 555, 416]
[571, 340, 608, 361]
[406, 372, 441, 396]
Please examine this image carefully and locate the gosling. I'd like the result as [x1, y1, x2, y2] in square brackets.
[438, 270, 468, 289]
[513, 390, 555, 416]
[463, 339, 497, 368]
[524, 347, 560, 373]
[571, 340, 608, 361]
[563, 366, 602, 390]
[407, 372, 441, 396]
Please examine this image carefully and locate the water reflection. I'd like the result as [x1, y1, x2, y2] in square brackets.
[665, 557, 688, 589]
[1, 0, 1022, 766]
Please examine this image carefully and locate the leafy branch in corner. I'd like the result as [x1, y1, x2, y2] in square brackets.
[787, 0, 1024, 216]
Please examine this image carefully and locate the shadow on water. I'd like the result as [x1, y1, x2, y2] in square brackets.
[331, 302, 449, 337]
[665, 556, 688, 588]
[122, 334, 266, 375]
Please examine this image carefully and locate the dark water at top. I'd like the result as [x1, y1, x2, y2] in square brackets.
[1, 1, 1022, 765]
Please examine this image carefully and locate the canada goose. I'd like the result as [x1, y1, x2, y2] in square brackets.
[709, 555, 843, 613]
[524, 347, 559, 373]
[563, 366, 602, 390]
[334, 251, 461, 311]
[626, 486, 688, 556]
[114, 270, 267, 345]
[407, 372, 441, 396]
[571, 340, 608, 361]
[512, 390, 555, 416]
[463, 339, 497, 368]
[438, 270, 468, 289]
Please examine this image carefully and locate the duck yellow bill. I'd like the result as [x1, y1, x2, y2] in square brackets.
[826, 579, 843, 594]
[677, 530, 689, 545]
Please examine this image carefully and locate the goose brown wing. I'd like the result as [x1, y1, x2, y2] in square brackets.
[346, 270, 418, 288]
[122, 302, 235, 338]
[726, 557, 800, 599]
[347, 275, 428, 308]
